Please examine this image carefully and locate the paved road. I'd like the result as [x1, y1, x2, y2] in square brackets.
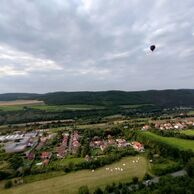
[127, 169, 187, 191]
[147, 169, 187, 185]
[68, 131, 73, 153]
[170, 169, 187, 177]
[145, 169, 187, 186]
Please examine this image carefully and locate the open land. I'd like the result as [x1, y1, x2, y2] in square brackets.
[0, 156, 148, 194]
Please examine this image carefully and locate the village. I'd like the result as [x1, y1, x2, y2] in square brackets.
[1, 114, 194, 194]
[90, 135, 144, 153]
[1, 116, 194, 172]
[2, 116, 194, 169]
[2, 113, 194, 194]
[142, 118, 194, 131]
[0, 127, 145, 169]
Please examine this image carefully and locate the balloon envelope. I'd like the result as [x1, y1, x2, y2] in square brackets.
[150, 45, 156, 51]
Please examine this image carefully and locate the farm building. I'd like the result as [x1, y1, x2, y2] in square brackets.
[4, 137, 30, 153]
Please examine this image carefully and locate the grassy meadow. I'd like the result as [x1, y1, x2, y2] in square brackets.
[180, 129, 194, 136]
[0, 156, 148, 194]
[142, 132, 194, 151]
[187, 111, 194, 115]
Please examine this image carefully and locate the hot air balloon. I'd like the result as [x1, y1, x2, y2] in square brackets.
[150, 45, 156, 51]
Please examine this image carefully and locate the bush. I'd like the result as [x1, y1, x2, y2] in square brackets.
[4, 180, 13, 189]
[186, 158, 194, 177]
[132, 176, 139, 184]
[93, 187, 103, 194]
[143, 173, 152, 180]
[0, 170, 12, 180]
[78, 185, 90, 194]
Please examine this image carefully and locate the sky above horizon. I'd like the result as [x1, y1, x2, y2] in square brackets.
[0, 0, 194, 93]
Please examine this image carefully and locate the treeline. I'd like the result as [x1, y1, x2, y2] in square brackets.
[0, 108, 120, 125]
[78, 175, 194, 194]
[134, 132, 194, 163]
[133, 175, 194, 194]
[150, 129, 194, 140]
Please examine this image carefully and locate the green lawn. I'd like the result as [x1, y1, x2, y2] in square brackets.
[0, 156, 148, 194]
[180, 130, 194, 136]
[142, 132, 194, 151]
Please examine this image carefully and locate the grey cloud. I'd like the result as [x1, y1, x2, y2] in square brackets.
[0, 0, 194, 92]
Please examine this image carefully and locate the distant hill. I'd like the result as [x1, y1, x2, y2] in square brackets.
[0, 93, 39, 101]
[0, 89, 194, 107]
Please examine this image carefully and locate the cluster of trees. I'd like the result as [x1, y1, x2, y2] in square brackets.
[150, 129, 194, 140]
[0, 153, 25, 180]
[78, 180, 138, 194]
[82, 176, 194, 194]
[134, 175, 194, 194]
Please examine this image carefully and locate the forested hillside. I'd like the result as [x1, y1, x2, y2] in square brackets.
[0, 89, 194, 107]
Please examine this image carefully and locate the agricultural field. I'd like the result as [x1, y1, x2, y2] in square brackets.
[180, 130, 194, 136]
[77, 122, 108, 129]
[0, 100, 44, 106]
[0, 104, 105, 112]
[0, 156, 148, 194]
[31, 104, 105, 111]
[0, 100, 44, 111]
[142, 132, 194, 151]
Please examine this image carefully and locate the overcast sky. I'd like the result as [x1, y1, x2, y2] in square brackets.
[0, 0, 194, 93]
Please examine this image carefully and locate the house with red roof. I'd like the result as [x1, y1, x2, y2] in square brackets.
[41, 152, 52, 160]
[131, 141, 144, 152]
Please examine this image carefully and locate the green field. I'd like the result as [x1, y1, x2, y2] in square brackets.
[77, 123, 108, 129]
[0, 104, 105, 112]
[0, 156, 148, 194]
[120, 104, 153, 109]
[50, 157, 85, 167]
[151, 158, 182, 176]
[0, 105, 26, 111]
[180, 130, 194, 136]
[142, 132, 194, 151]
[187, 111, 194, 115]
